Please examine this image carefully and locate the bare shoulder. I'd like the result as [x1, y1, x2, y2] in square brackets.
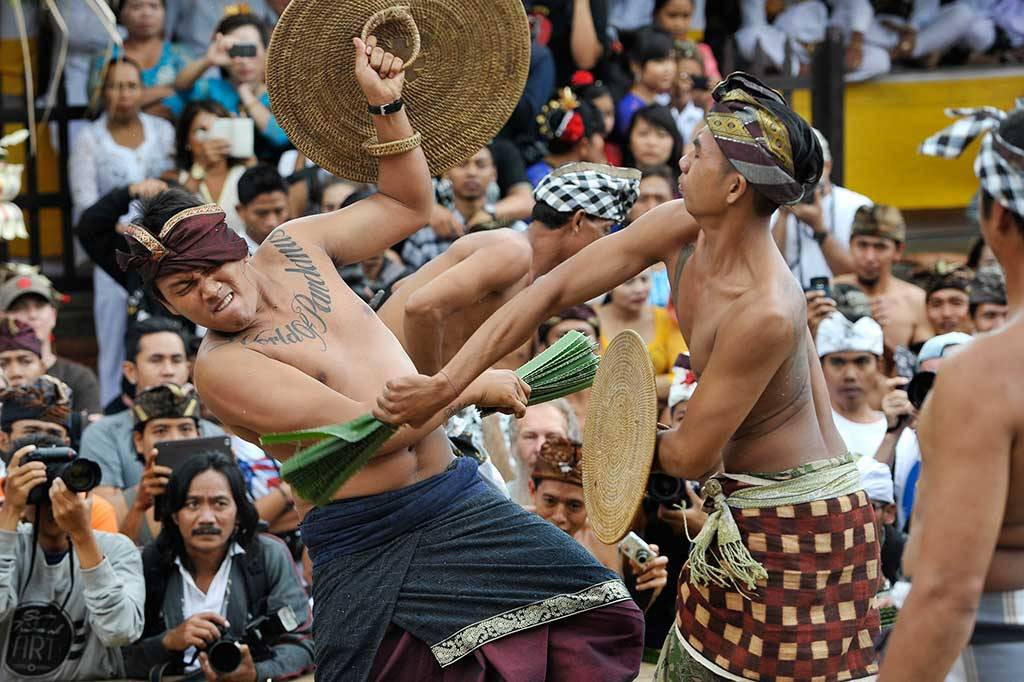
[939, 323, 1023, 392]
[453, 228, 531, 258]
[893, 277, 927, 302]
[726, 290, 799, 346]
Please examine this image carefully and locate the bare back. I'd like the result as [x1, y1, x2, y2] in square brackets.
[670, 230, 843, 474]
[196, 227, 452, 500]
[377, 229, 533, 369]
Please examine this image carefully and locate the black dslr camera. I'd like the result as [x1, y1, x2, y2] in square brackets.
[21, 447, 101, 505]
[647, 472, 689, 506]
[207, 606, 300, 674]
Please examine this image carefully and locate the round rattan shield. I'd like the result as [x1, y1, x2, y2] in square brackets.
[582, 330, 658, 544]
[267, 0, 531, 183]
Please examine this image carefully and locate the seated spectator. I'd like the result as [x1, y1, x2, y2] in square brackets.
[236, 164, 290, 250]
[87, 0, 189, 120]
[120, 383, 203, 545]
[175, 13, 290, 162]
[654, 0, 722, 79]
[878, 332, 974, 531]
[538, 306, 601, 429]
[529, 435, 668, 585]
[168, 100, 252, 237]
[70, 57, 175, 407]
[507, 400, 580, 506]
[0, 319, 45, 389]
[772, 129, 871, 288]
[0, 273, 101, 414]
[122, 453, 313, 680]
[570, 71, 618, 163]
[164, 0, 279, 59]
[622, 105, 684, 179]
[82, 318, 224, 525]
[526, 0, 611, 86]
[827, 0, 893, 81]
[670, 41, 712, 146]
[402, 147, 498, 269]
[0, 440, 143, 680]
[834, 205, 932, 352]
[923, 268, 972, 335]
[0, 377, 119, 533]
[598, 269, 687, 401]
[816, 312, 888, 458]
[527, 91, 606, 187]
[735, 0, 828, 76]
[969, 270, 1009, 333]
[856, 457, 904, 586]
[616, 27, 677, 138]
[863, 0, 995, 68]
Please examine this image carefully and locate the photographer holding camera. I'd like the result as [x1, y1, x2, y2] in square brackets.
[0, 378, 145, 681]
[123, 452, 312, 681]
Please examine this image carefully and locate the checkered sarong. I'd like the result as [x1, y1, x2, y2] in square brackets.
[919, 99, 1024, 219]
[671, 482, 882, 681]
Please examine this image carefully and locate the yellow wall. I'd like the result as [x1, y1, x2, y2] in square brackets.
[791, 68, 1024, 210]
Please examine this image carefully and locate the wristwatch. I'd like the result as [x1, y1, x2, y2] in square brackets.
[812, 231, 829, 246]
[367, 98, 404, 116]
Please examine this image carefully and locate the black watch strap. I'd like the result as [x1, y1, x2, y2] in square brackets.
[367, 98, 404, 116]
[812, 230, 829, 245]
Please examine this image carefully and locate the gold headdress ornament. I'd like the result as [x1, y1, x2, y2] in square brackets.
[224, 3, 253, 16]
[121, 204, 227, 262]
[537, 88, 583, 141]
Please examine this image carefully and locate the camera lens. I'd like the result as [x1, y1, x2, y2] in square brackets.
[61, 459, 101, 493]
[647, 472, 684, 504]
[208, 640, 243, 674]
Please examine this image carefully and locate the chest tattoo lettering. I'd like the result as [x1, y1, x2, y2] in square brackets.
[240, 231, 334, 352]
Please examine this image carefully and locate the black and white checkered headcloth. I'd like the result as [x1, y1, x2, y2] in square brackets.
[919, 98, 1024, 218]
[534, 162, 642, 225]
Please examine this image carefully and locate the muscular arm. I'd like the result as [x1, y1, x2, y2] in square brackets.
[805, 328, 846, 456]
[194, 345, 512, 460]
[656, 302, 798, 479]
[402, 232, 532, 374]
[376, 201, 698, 425]
[879, 348, 1012, 681]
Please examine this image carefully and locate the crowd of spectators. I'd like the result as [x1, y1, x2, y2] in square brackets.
[0, 0, 1017, 678]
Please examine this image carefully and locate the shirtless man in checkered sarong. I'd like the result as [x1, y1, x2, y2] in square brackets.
[377, 71, 882, 682]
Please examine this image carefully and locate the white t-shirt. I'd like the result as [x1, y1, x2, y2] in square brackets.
[777, 184, 873, 289]
[176, 543, 245, 671]
[832, 409, 887, 459]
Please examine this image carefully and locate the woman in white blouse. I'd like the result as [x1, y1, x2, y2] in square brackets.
[164, 100, 251, 238]
[69, 58, 175, 406]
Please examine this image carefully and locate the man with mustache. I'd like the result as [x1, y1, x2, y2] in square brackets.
[122, 452, 313, 680]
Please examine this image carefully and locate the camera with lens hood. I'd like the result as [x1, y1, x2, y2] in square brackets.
[206, 606, 300, 674]
[21, 447, 101, 505]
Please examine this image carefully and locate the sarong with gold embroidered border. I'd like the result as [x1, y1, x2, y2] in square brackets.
[657, 455, 882, 681]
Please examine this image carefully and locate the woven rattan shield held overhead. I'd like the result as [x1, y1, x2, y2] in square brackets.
[582, 330, 659, 544]
[266, 0, 531, 183]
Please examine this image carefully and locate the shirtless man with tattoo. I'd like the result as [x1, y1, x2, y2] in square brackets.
[119, 37, 644, 681]
[880, 107, 1024, 682]
[378, 74, 883, 680]
[377, 162, 640, 374]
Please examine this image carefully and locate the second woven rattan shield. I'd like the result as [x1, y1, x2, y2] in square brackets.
[582, 330, 658, 544]
[266, 0, 531, 183]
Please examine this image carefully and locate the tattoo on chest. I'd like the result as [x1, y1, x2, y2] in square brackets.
[240, 231, 334, 352]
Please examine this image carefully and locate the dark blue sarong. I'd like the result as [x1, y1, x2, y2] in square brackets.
[303, 458, 632, 681]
